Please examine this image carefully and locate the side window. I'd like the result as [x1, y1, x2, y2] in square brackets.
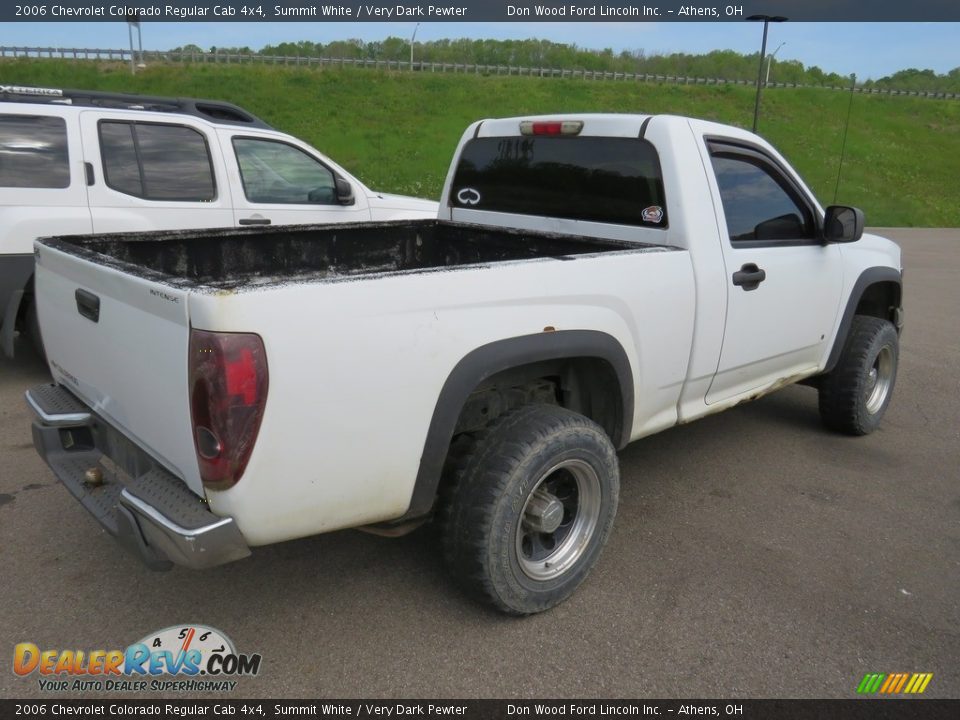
[232, 138, 336, 204]
[99, 121, 215, 201]
[0, 114, 70, 188]
[98, 122, 141, 195]
[710, 151, 815, 243]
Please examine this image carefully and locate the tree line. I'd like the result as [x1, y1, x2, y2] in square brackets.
[168, 38, 960, 93]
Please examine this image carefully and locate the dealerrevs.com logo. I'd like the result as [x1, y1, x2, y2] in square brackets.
[13, 624, 262, 693]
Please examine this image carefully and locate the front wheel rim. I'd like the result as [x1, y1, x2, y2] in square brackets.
[865, 345, 894, 415]
[515, 459, 602, 581]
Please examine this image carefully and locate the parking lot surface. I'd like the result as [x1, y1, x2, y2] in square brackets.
[1, 228, 957, 699]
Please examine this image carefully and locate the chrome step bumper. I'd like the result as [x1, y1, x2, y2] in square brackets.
[26, 383, 250, 571]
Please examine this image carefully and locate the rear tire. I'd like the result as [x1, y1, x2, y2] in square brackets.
[441, 404, 619, 615]
[818, 315, 899, 435]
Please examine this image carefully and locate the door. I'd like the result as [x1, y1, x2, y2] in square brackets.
[0, 109, 92, 353]
[705, 141, 843, 404]
[220, 132, 369, 227]
[80, 112, 234, 233]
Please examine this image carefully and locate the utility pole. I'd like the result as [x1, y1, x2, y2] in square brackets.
[410, 23, 420, 71]
[748, 15, 787, 133]
[126, 11, 141, 74]
[127, 20, 135, 74]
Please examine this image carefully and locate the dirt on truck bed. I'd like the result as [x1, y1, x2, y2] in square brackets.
[41, 220, 673, 291]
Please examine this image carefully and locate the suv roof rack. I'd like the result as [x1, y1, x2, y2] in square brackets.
[0, 85, 273, 129]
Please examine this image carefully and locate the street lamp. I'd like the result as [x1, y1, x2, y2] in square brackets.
[410, 23, 420, 71]
[748, 14, 787, 133]
[765, 42, 786, 85]
[126, 12, 141, 75]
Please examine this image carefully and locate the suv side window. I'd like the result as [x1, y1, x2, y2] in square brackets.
[0, 114, 70, 188]
[99, 121, 216, 201]
[710, 145, 815, 244]
[232, 138, 337, 205]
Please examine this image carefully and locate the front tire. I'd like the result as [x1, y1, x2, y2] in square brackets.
[818, 315, 899, 435]
[441, 404, 619, 615]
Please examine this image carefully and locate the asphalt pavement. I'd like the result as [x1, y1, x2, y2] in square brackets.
[0, 228, 957, 699]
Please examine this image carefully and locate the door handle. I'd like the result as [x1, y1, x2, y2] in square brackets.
[239, 217, 271, 226]
[732, 263, 766, 291]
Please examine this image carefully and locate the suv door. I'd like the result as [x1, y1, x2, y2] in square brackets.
[0, 108, 92, 355]
[705, 140, 843, 404]
[219, 131, 370, 227]
[80, 112, 233, 233]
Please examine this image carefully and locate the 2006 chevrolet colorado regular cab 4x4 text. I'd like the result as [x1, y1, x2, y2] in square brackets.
[27, 114, 903, 614]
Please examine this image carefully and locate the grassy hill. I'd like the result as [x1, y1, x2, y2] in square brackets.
[3, 59, 958, 227]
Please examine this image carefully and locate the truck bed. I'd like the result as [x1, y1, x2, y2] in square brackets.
[41, 220, 666, 291]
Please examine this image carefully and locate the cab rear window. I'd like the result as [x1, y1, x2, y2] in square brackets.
[451, 136, 667, 228]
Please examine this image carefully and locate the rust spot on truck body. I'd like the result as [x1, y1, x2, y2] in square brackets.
[678, 371, 817, 424]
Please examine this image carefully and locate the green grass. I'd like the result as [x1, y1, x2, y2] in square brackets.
[3, 59, 959, 226]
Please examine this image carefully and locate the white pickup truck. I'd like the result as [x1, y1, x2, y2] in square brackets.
[27, 114, 903, 615]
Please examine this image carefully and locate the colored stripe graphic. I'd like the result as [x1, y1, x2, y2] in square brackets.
[857, 673, 885, 693]
[857, 672, 932, 694]
[905, 673, 934, 694]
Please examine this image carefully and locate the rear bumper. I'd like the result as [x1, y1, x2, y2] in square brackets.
[26, 383, 250, 571]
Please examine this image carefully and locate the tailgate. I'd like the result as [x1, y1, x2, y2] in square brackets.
[34, 240, 203, 495]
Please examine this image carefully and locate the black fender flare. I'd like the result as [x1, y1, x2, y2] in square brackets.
[402, 330, 635, 520]
[824, 266, 902, 374]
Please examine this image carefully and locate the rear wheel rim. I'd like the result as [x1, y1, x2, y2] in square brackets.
[515, 459, 601, 581]
[865, 345, 894, 415]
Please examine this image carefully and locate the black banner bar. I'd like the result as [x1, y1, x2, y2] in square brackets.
[3, 1, 960, 23]
[2, 700, 959, 720]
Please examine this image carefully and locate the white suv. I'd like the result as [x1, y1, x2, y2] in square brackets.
[0, 84, 438, 357]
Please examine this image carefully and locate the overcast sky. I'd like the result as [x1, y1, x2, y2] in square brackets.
[7, 22, 959, 80]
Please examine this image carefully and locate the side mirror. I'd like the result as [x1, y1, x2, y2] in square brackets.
[335, 176, 355, 206]
[823, 205, 864, 243]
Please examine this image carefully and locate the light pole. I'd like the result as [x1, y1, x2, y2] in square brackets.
[765, 42, 786, 85]
[748, 14, 787, 133]
[125, 11, 143, 74]
[410, 23, 420, 71]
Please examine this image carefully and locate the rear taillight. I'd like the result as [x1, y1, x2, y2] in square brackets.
[189, 329, 268, 491]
